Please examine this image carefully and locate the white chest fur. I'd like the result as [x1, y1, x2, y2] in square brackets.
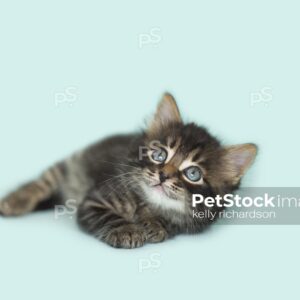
[141, 183, 185, 213]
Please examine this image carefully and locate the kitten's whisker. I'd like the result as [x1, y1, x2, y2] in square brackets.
[93, 159, 141, 171]
[99, 171, 139, 185]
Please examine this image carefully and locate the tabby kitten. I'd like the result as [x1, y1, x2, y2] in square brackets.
[0, 94, 257, 248]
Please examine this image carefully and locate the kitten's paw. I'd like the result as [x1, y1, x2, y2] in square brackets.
[104, 224, 146, 249]
[143, 221, 168, 243]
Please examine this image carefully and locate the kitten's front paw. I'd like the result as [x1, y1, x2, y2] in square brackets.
[104, 224, 146, 249]
[143, 221, 168, 243]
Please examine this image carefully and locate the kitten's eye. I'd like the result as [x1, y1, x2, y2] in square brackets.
[184, 166, 202, 182]
[151, 148, 168, 163]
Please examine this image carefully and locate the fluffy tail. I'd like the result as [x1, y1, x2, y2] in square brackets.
[0, 164, 64, 216]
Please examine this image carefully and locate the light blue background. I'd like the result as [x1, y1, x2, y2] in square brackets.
[0, 1, 299, 299]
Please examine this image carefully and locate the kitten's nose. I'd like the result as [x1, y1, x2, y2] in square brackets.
[159, 164, 177, 182]
[159, 171, 168, 183]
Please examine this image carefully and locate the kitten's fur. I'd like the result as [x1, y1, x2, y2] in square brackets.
[0, 94, 257, 248]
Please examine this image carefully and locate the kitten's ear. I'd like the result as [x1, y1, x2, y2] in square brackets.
[148, 93, 182, 133]
[222, 143, 258, 184]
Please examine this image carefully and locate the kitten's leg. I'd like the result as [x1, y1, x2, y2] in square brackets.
[0, 165, 64, 216]
[77, 194, 168, 248]
[77, 195, 145, 248]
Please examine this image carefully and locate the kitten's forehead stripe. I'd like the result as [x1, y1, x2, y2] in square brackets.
[192, 152, 202, 162]
[166, 136, 172, 147]
[169, 139, 177, 149]
[167, 136, 181, 149]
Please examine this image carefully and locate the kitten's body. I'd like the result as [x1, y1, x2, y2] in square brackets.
[0, 94, 257, 248]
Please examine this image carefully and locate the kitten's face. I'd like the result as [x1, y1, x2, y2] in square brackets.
[139, 124, 222, 212]
[137, 93, 257, 213]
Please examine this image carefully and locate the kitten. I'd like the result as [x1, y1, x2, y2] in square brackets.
[0, 93, 257, 248]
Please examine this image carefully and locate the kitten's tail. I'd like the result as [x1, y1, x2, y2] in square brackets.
[0, 164, 65, 216]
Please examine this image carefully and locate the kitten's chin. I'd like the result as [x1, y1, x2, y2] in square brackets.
[140, 182, 185, 213]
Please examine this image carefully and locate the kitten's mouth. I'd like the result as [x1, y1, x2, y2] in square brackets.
[150, 183, 169, 196]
